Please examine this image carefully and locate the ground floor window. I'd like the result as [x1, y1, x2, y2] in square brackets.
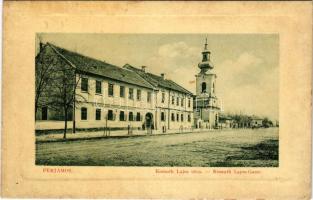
[161, 112, 165, 121]
[136, 112, 141, 121]
[96, 109, 101, 120]
[171, 113, 175, 121]
[81, 107, 87, 120]
[188, 114, 191, 122]
[176, 113, 179, 121]
[108, 110, 114, 120]
[42, 106, 48, 120]
[120, 111, 125, 121]
[129, 112, 134, 121]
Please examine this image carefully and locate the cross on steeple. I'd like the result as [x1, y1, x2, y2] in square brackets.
[204, 37, 208, 50]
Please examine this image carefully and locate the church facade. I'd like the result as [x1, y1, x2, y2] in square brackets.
[193, 40, 221, 129]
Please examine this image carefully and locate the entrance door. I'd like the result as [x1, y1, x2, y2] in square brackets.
[145, 113, 153, 134]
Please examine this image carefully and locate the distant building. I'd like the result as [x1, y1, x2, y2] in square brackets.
[219, 115, 233, 128]
[35, 43, 193, 133]
[193, 39, 220, 129]
[251, 116, 263, 127]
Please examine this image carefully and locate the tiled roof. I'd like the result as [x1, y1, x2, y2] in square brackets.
[124, 64, 193, 95]
[47, 43, 155, 90]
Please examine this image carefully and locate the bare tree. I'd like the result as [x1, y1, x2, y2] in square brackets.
[47, 60, 87, 139]
[36, 44, 88, 139]
[35, 46, 59, 116]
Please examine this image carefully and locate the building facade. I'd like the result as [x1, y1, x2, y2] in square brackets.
[124, 64, 194, 132]
[35, 43, 193, 133]
[193, 39, 221, 128]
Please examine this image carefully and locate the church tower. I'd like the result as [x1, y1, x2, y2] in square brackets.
[194, 38, 220, 128]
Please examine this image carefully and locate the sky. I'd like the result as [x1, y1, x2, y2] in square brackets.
[37, 33, 279, 121]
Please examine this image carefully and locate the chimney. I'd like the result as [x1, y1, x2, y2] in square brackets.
[141, 66, 146, 72]
[160, 73, 165, 79]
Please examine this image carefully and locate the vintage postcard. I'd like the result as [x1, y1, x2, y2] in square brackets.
[2, 1, 312, 199]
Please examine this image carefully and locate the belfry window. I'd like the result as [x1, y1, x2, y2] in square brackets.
[201, 82, 207, 93]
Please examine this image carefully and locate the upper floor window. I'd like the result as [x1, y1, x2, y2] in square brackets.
[147, 92, 152, 102]
[176, 97, 179, 106]
[129, 112, 134, 121]
[171, 113, 175, 121]
[96, 80, 102, 94]
[188, 99, 191, 108]
[181, 98, 184, 107]
[81, 107, 87, 120]
[108, 110, 114, 121]
[96, 109, 101, 120]
[172, 96, 175, 105]
[119, 111, 125, 121]
[137, 89, 141, 101]
[161, 92, 165, 103]
[120, 86, 125, 98]
[213, 82, 215, 93]
[129, 88, 134, 100]
[201, 82, 206, 93]
[108, 83, 114, 96]
[81, 78, 88, 92]
[161, 112, 165, 121]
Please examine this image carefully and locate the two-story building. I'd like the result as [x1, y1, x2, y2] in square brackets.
[124, 64, 194, 132]
[35, 42, 193, 133]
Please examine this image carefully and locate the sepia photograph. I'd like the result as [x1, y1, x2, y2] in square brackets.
[35, 33, 279, 167]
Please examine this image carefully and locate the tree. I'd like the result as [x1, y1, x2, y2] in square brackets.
[47, 58, 85, 139]
[36, 44, 87, 139]
[35, 45, 59, 116]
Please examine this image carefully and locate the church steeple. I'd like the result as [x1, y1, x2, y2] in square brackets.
[198, 38, 214, 73]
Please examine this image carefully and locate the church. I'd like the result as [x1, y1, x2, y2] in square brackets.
[193, 39, 221, 129]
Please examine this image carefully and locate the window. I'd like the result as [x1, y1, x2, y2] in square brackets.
[42, 106, 48, 120]
[181, 98, 184, 107]
[201, 82, 206, 93]
[96, 109, 101, 120]
[171, 113, 175, 121]
[147, 92, 151, 102]
[129, 112, 134, 121]
[119, 111, 125, 121]
[81, 78, 88, 92]
[129, 88, 134, 100]
[181, 114, 184, 122]
[161, 92, 165, 103]
[188, 114, 191, 122]
[108, 110, 114, 121]
[161, 112, 165, 121]
[188, 99, 191, 107]
[172, 96, 175, 105]
[81, 107, 87, 120]
[176, 113, 179, 121]
[96, 80, 102, 94]
[108, 83, 114, 96]
[176, 97, 179, 106]
[137, 90, 141, 101]
[136, 112, 141, 121]
[120, 86, 125, 97]
[213, 82, 215, 93]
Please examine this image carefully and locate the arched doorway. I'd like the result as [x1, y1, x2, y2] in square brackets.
[145, 112, 154, 132]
